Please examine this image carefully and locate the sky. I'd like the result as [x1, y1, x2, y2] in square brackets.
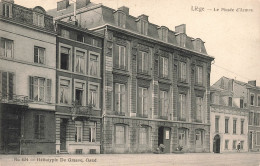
[15, 0, 260, 86]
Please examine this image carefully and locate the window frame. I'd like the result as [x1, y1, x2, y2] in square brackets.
[228, 97, 233, 107]
[88, 82, 100, 109]
[160, 90, 169, 118]
[139, 127, 149, 145]
[195, 130, 204, 146]
[33, 12, 45, 27]
[88, 51, 100, 77]
[179, 93, 186, 120]
[241, 119, 244, 134]
[225, 118, 229, 133]
[250, 93, 255, 106]
[256, 131, 260, 146]
[29, 76, 51, 103]
[58, 76, 72, 105]
[34, 114, 45, 139]
[0, 37, 14, 58]
[178, 128, 188, 146]
[114, 83, 127, 115]
[249, 111, 254, 126]
[196, 96, 203, 122]
[90, 121, 97, 142]
[196, 66, 203, 86]
[215, 116, 219, 133]
[160, 56, 169, 78]
[138, 51, 149, 74]
[61, 29, 70, 39]
[59, 44, 72, 71]
[115, 125, 126, 145]
[117, 11, 126, 28]
[74, 79, 86, 106]
[179, 61, 187, 82]
[257, 95, 260, 107]
[2, 2, 12, 18]
[140, 19, 148, 35]
[233, 119, 237, 134]
[225, 140, 229, 150]
[34, 46, 45, 64]
[74, 47, 86, 74]
[138, 87, 149, 118]
[0, 71, 15, 100]
[232, 140, 237, 150]
[75, 121, 83, 142]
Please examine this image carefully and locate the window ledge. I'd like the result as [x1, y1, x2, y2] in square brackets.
[112, 69, 130, 77]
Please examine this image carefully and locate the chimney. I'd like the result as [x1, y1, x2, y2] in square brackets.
[118, 6, 129, 15]
[76, 0, 90, 9]
[57, 0, 69, 11]
[175, 24, 186, 34]
[248, 80, 256, 86]
[138, 14, 149, 22]
[2, 0, 14, 3]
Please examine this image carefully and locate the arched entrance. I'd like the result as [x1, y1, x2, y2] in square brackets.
[213, 134, 220, 153]
[158, 127, 171, 153]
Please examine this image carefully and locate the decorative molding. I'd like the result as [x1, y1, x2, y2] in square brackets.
[159, 82, 171, 91]
[138, 44, 149, 52]
[113, 73, 129, 84]
[115, 37, 128, 46]
[137, 79, 151, 88]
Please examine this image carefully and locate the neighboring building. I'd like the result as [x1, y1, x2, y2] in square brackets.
[212, 77, 260, 152]
[210, 85, 248, 153]
[0, 0, 56, 154]
[54, 20, 104, 154]
[48, 0, 214, 153]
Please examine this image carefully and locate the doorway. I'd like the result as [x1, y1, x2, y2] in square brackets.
[213, 134, 220, 153]
[249, 131, 253, 150]
[158, 127, 171, 153]
[60, 119, 67, 151]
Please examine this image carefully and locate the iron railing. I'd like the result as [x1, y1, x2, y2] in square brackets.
[0, 92, 29, 106]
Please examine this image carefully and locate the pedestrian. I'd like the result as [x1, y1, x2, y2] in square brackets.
[237, 142, 241, 152]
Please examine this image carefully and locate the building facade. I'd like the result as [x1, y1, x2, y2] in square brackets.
[0, 0, 56, 154]
[48, 0, 214, 154]
[55, 21, 104, 154]
[210, 85, 248, 153]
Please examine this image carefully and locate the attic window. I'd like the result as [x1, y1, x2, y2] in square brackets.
[33, 12, 44, 27]
[117, 11, 126, 28]
[138, 19, 148, 35]
[160, 27, 168, 42]
[180, 34, 186, 47]
[2, 2, 12, 18]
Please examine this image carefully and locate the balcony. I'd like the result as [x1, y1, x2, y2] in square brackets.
[0, 92, 29, 106]
[71, 104, 100, 118]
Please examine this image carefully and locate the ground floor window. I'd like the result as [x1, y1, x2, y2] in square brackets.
[178, 128, 188, 146]
[240, 141, 244, 150]
[139, 127, 149, 145]
[90, 122, 97, 142]
[115, 125, 125, 145]
[232, 140, 237, 150]
[195, 130, 204, 146]
[225, 140, 229, 150]
[34, 114, 45, 139]
[75, 121, 83, 142]
[257, 132, 260, 146]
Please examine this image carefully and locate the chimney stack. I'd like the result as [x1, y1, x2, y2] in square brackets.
[175, 24, 186, 34]
[2, 0, 14, 3]
[118, 6, 129, 15]
[76, 0, 90, 9]
[57, 0, 69, 11]
[248, 80, 256, 86]
[138, 14, 149, 22]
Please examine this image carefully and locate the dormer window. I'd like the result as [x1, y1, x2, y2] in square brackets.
[193, 39, 203, 52]
[180, 33, 186, 47]
[140, 20, 148, 35]
[2, 2, 12, 18]
[159, 27, 168, 42]
[33, 12, 45, 27]
[117, 11, 126, 28]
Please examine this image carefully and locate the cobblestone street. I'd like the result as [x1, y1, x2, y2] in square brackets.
[0, 152, 260, 166]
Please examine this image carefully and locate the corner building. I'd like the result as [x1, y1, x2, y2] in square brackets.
[48, 0, 214, 153]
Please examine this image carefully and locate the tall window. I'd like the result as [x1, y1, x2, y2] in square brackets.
[115, 83, 126, 115]
[114, 45, 126, 70]
[179, 62, 187, 82]
[179, 94, 186, 120]
[2, 3, 12, 18]
[249, 112, 254, 125]
[159, 57, 169, 78]
[160, 90, 169, 118]
[254, 113, 260, 126]
[34, 46, 45, 64]
[241, 120, 244, 134]
[232, 140, 237, 150]
[138, 51, 149, 74]
[117, 12, 126, 28]
[89, 84, 99, 108]
[34, 114, 45, 139]
[240, 99, 244, 108]
[195, 130, 203, 146]
[61, 29, 70, 38]
[196, 97, 203, 121]
[161, 27, 168, 42]
[89, 122, 97, 142]
[77, 34, 84, 42]
[250, 94, 255, 106]
[60, 46, 71, 70]
[139, 127, 149, 145]
[59, 79, 70, 104]
[138, 87, 148, 118]
[240, 141, 244, 150]
[75, 50, 85, 74]
[0, 71, 14, 100]
[225, 140, 229, 149]
[233, 119, 237, 134]
[258, 95, 260, 107]
[225, 118, 229, 133]
[29, 76, 51, 102]
[115, 125, 125, 145]
[74, 82, 85, 106]
[178, 128, 187, 146]
[75, 121, 83, 142]
[89, 53, 99, 76]
[228, 97, 233, 106]
[215, 116, 219, 133]
[0, 38, 13, 58]
[33, 12, 44, 27]
[140, 20, 148, 35]
[196, 66, 203, 85]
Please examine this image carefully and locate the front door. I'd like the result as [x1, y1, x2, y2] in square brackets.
[60, 119, 67, 151]
[158, 127, 171, 153]
[213, 135, 220, 153]
[249, 131, 253, 150]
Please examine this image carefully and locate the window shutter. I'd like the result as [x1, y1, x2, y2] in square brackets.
[34, 47, 38, 63]
[144, 52, 149, 73]
[164, 92, 168, 116]
[115, 84, 119, 113]
[143, 89, 148, 116]
[46, 79, 51, 103]
[8, 72, 13, 99]
[114, 45, 119, 68]
[34, 114, 39, 139]
[29, 76, 34, 100]
[40, 115, 45, 139]
[2, 72, 7, 98]
[121, 85, 126, 114]
[120, 46, 125, 69]
[164, 58, 168, 77]
[138, 51, 142, 72]
[159, 57, 163, 77]
[138, 87, 142, 116]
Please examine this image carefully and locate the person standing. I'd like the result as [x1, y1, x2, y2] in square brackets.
[237, 142, 241, 152]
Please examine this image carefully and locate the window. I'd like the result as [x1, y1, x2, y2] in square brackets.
[29, 76, 51, 102]
[215, 116, 219, 133]
[115, 125, 125, 145]
[178, 128, 187, 146]
[240, 141, 244, 150]
[258, 95, 260, 107]
[61, 29, 70, 38]
[140, 20, 148, 35]
[225, 118, 229, 133]
[59, 78, 71, 104]
[0, 38, 13, 58]
[139, 127, 149, 145]
[225, 140, 229, 149]
[2, 3, 12, 18]
[195, 130, 203, 146]
[196, 97, 203, 122]
[34, 46, 45, 64]
[89, 84, 99, 108]
[117, 11, 126, 28]
[257, 132, 260, 145]
[159, 56, 169, 78]
[240, 99, 244, 108]
[115, 83, 126, 115]
[160, 91, 169, 118]
[249, 112, 254, 125]
[138, 51, 149, 74]
[138, 87, 148, 118]
[160, 27, 168, 42]
[74, 81, 85, 106]
[211, 93, 219, 105]
[0, 71, 14, 100]
[89, 122, 97, 142]
[250, 94, 255, 106]
[232, 140, 237, 150]
[92, 38, 99, 47]
[114, 45, 127, 70]
[75, 50, 85, 74]
[77, 34, 84, 42]
[34, 114, 45, 139]
[60, 46, 71, 70]
[233, 119, 237, 134]
[33, 12, 44, 27]
[228, 97, 233, 107]
[179, 94, 186, 120]
[196, 66, 203, 85]
[75, 121, 83, 142]
[179, 62, 187, 82]
[254, 113, 260, 126]
[89, 53, 99, 76]
[241, 120, 244, 134]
